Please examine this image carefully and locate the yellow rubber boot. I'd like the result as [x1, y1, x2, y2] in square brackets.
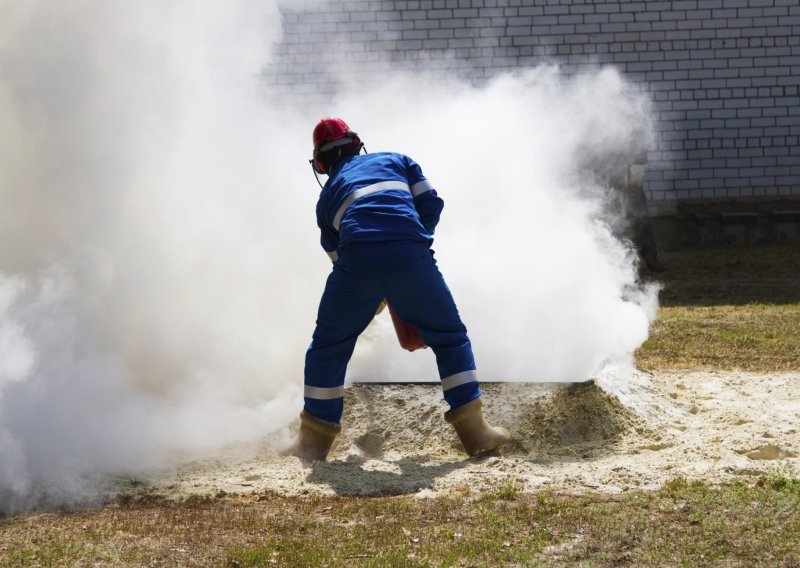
[291, 411, 341, 462]
[445, 398, 511, 457]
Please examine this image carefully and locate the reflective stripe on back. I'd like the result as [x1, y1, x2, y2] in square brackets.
[441, 370, 478, 391]
[332, 181, 411, 231]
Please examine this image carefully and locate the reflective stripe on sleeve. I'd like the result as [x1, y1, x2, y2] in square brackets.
[326, 250, 338, 262]
[411, 180, 433, 196]
[440, 370, 478, 391]
[304, 385, 345, 400]
[332, 181, 411, 231]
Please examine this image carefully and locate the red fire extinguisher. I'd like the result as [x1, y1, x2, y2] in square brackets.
[386, 303, 427, 352]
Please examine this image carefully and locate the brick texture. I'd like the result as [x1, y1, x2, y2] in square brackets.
[266, 0, 800, 203]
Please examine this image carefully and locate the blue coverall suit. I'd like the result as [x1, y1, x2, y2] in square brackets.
[304, 151, 481, 423]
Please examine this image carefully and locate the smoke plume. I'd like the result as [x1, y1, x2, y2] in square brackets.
[332, 68, 658, 383]
[1, 1, 656, 511]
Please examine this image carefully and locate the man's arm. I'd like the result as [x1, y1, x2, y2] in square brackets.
[317, 203, 340, 262]
[406, 156, 444, 235]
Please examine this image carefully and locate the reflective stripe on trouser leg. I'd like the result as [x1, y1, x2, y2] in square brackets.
[304, 385, 345, 399]
[304, 255, 383, 423]
[303, 386, 346, 425]
[383, 243, 482, 410]
[441, 370, 478, 391]
[441, 370, 482, 412]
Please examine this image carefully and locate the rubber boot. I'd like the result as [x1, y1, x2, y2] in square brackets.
[444, 398, 511, 457]
[291, 411, 341, 462]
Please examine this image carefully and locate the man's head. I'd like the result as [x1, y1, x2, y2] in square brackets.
[311, 117, 363, 174]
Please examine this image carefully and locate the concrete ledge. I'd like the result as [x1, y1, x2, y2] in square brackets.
[651, 198, 800, 249]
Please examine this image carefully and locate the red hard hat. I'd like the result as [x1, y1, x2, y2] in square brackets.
[311, 117, 362, 174]
[312, 117, 353, 152]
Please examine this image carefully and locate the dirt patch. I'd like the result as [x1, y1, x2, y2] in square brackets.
[136, 370, 800, 500]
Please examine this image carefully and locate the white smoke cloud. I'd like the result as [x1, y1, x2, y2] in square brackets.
[334, 67, 658, 383]
[0, 1, 309, 511]
[0, 1, 657, 510]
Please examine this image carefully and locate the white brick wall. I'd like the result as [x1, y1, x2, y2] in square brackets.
[266, 0, 800, 203]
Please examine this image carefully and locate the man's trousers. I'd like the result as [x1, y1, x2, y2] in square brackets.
[304, 240, 481, 423]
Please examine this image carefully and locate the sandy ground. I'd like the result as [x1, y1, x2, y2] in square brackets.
[137, 370, 800, 499]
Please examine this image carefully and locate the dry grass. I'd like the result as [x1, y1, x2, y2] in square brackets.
[637, 244, 800, 372]
[1, 477, 799, 567]
[638, 303, 800, 371]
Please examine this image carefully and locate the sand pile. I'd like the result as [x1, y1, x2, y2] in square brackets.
[132, 370, 800, 500]
[335, 381, 647, 463]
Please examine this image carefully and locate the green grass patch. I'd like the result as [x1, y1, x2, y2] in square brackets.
[1, 535, 119, 567]
[638, 303, 800, 371]
[636, 245, 800, 371]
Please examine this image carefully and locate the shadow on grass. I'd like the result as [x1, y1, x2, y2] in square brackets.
[305, 454, 467, 496]
[644, 244, 800, 306]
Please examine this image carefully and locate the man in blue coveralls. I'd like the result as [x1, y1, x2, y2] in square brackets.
[293, 117, 511, 461]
